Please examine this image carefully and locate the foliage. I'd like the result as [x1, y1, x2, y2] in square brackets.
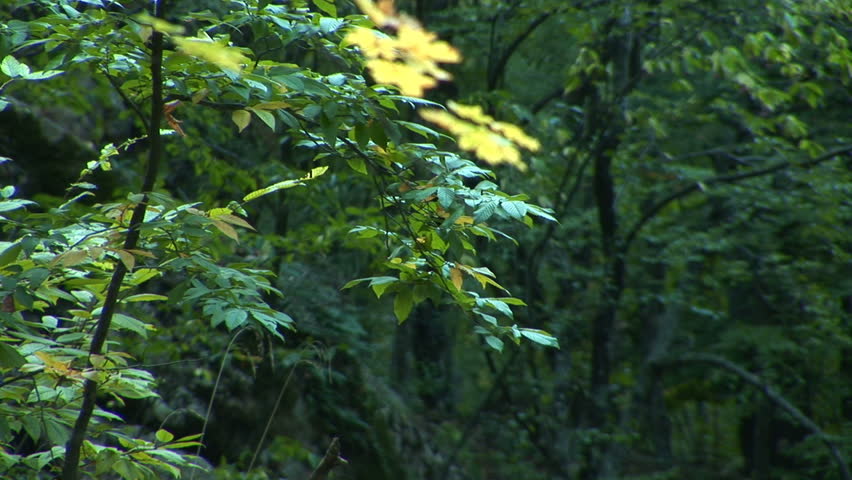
[2, 0, 852, 479]
[0, 0, 555, 478]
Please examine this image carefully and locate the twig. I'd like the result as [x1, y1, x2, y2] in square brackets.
[247, 362, 300, 473]
[308, 437, 348, 480]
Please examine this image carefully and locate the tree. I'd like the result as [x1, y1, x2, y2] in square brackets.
[419, 0, 852, 478]
[0, 1, 556, 479]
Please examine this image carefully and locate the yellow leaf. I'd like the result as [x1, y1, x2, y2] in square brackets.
[135, 13, 185, 35]
[303, 165, 329, 180]
[125, 249, 156, 258]
[491, 121, 541, 151]
[353, 0, 389, 25]
[455, 215, 474, 225]
[208, 207, 232, 217]
[191, 88, 209, 104]
[214, 213, 255, 231]
[114, 249, 135, 271]
[450, 266, 463, 291]
[174, 37, 248, 72]
[35, 351, 77, 378]
[90, 354, 107, 368]
[232, 110, 251, 132]
[367, 59, 437, 97]
[253, 101, 293, 110]
[56, 249, 88, 267]
[211, 219, 239, 242]
[448, 101, 493, 124]
[398, 25, 460, 63]
[419, 108, 529, 171]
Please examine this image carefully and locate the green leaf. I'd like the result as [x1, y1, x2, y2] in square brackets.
[1, 56, 29, 78]
[112, 313, 150, 337]
[232, 109, 251, 132]
[0, 342, 26, 368]
[312, 0, 337, 17]
[249, 107, 276, 131]
[0, 242, 22, 267]
[123, 294, 169, 303]
[437, 188, 454, 208]
[485, 335, 504, 352]
[23, 70, 63, 81]
[224, 309, 248, 330]
[473, 201, 498, 223]
[347, 156, 368, 175]
[319, 17, 344, 34]
[243, 166, 329, 202]
[520, 328, 560, 348]
[396, 120, 451, 141]
[0, 199, 36, 213]
[155, 429, 174, 443]
[501, 200, 527, 220]
[394, 289, 413, 323]
[370, 276, 398, 298]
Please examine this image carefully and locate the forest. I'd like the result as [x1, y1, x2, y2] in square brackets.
[1, 0, 851, 479]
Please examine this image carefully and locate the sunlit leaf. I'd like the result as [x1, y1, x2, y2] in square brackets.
[232, 110, 251, 132]
[211, 219, 239, 242]
[450, 266, 463, 290]
[173, 37, 248, 72]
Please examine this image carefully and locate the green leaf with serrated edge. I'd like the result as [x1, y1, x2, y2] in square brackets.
[501, 200, 527, 220]
[394, 289, 413, 323]
[437, 188, 454, 208]
[224, 309, 247, 330]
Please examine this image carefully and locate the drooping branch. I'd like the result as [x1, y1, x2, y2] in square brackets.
[62, 2, 166, 479]
[657, 352, 851, 480]
[623, 144, 852, 255]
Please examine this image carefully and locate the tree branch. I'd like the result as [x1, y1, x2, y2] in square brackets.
[487, 10, 555, 90]
[658, 352, 851, 480]
[62, 2, 166, 478]
[308, 437, 348, 480]
[623, 144, 852, 255]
